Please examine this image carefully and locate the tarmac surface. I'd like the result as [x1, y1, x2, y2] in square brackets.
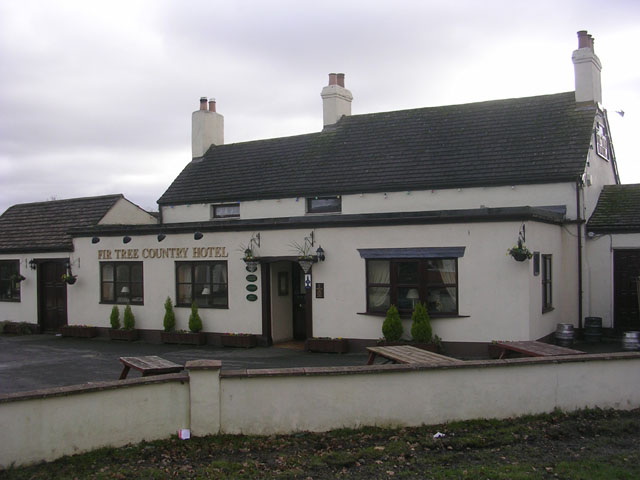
[0, 334, 369, 395]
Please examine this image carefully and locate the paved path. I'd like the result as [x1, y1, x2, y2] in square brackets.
[0, 335, 368, 395]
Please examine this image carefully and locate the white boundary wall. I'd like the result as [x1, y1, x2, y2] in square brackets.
[2, 354, 639, 468]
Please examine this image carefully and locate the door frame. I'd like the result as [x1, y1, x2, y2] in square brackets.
[36, 258, 69, 332]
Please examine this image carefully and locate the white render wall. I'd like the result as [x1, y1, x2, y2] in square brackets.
[99, 198, 158, 225]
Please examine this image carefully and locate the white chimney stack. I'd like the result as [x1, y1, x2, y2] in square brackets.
[572, 30, 602, 105]
[192, 97, 224, 158]
[321, 72, 353, 126]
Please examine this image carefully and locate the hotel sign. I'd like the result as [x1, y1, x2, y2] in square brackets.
[98, 246, 229, 260]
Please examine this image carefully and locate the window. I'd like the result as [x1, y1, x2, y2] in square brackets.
[0, 260, 21, 302]
[100, 262, 144, 305]
[595, 122, 608, 160]
[542, 255, 552, 312]
[366, 258, 458, 315]
[176, 261, 228, 308]
[307, 196, 341, 214]
[211, 203, 240, 219]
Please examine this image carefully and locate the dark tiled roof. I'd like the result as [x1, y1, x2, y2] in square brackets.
[158, 92, 596, 205]
[587, 184, 640, 233]
[0, 195, 122, 253]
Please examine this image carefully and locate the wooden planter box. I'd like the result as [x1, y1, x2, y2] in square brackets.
[220, 334, 257, 348]
[60, 325, 98, 338]
[109, 329, 139, 341]
[306, 337, 349, 354]
[1, 321, 38, 335]
[161, 331, 206, 345]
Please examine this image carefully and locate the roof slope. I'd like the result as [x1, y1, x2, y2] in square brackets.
[0, 194, 122, 253]
[588, 184, 640, 233]
[158, 92, 596, 205]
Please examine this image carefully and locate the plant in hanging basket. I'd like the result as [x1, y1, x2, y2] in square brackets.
[507, 239, 533, 262]
[61, 273, 77, 285]
[10, 274, 26, 283]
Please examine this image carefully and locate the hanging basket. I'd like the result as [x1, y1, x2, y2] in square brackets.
[298, 258, 314, 273]
[510, 251, 529, 262]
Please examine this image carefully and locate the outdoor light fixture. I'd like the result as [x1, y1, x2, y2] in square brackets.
[29, 259, 37, 270]
[91, 236, 100, 244]
[157, 233, 166, 242]
[315, 246, 325, 262]
[201, 287, 211, 296]
[123, 236, 132, 244]
[194, 231, 203, 240]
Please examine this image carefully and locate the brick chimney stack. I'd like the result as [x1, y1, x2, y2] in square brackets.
[321, 72, 353, 126]
[572, 30, 602, 105]
[192, 97, 224, 158]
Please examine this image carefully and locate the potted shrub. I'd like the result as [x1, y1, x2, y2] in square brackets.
[161, 298, 206, 345]
[110, 305, 139, 341]
[220, 333, 258, 348]
[411, 302, 433, 344]
[163, 296, 176, 332]
[306, 336, 349, 353]
[382, 305, 403, 342]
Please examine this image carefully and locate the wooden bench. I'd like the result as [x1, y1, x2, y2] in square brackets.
[366, 345, 463, 366]
[489, 340, 584, 359]
[119, 355, 183, 380]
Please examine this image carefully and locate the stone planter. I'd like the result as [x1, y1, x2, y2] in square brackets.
[109, 329, 139, 341]
[220, 334, 257, 348]
[306, 337, 349, 353]
[60, 325, 98, 338]
[161, 331, 206, 345]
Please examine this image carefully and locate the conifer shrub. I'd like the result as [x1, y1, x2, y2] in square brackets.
[188, 301, 203, 333]
[123, 305, 135, 330]
[163, 297, 176, 332]
[411, 302, 432, 343]
[110, 305, 120, 330]
[382, 304, 403, 342]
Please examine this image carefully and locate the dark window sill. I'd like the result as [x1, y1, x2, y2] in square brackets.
[0, 298, 20, 303]
[357, 311, 469, 319]
[176, 304, 228, 310]
[100, 301, 144, 306]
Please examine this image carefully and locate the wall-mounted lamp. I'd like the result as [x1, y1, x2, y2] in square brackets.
[91, 236, 100, 244]
[29, 259, 38, 270]
[157, 233, 166, 242]
[194, 231, 203, 240]
[123, 236, 132, 244]
[316, 246, 325, 262]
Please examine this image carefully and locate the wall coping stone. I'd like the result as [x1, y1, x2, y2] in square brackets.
[0, 372, 189, 404]
[186, 359, 222, 370]
[220, 352, 640, 379]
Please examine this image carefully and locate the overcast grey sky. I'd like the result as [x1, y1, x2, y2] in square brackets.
[0, 0, 638, 214]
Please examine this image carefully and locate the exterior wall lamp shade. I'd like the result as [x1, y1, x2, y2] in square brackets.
[157, 233, 166, 242]
[29, 259, 37, 270]
[123, 236, 132, 244]
[91, 236, 100, 244]
[316, 246, 325, 262]
[194, 232, 203, 240]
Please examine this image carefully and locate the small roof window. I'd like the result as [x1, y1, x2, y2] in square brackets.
[211, 203, 240, 219]
[307, 196, 341, 214]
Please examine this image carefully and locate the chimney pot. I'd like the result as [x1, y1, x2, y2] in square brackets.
[208, 98, 216, 112]
[337, 73, 345, 88]
[577, 30, 590, 49]
[328, 73, 338, 86]
[199, 97, 208, 110]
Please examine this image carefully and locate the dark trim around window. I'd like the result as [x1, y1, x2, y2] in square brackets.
[0, 260, 21, 302]
[100, 261, 144, 305]
[306, 196, 341, 214]
[175, 261, 229, 308]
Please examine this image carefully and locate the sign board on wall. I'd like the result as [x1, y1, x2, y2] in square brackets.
[97, 246, 229, 260]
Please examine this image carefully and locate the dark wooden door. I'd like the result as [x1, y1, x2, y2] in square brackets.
[292, 265, 307, 340]
[613, 249, 640, 332]
[39, 261, 67, 332]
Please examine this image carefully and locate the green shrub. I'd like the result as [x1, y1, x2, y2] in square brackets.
[189, 301, 203, 333]
[110, 305, 120, 329]
[411, 302, 432, 343]
[163, 297, 176, 332]
[382, 305, 403, 341]
[123, 305, 135, 330]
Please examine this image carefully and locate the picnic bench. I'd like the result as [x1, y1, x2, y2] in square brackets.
[119, 355, 183, 380]
[366, 345, 463, 366]
[489, 340, 584, 359]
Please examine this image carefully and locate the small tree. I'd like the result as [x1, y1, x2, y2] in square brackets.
[109, 305, 120, 330]
[163, 297, 176, 332]
[123, 305, 135, 330]
[189, 301, 203, 333]
[411, 302, 432, 343]
[382, 304, 403, 342]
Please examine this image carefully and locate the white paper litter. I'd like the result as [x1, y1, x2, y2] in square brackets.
[433, 432, 446, 438]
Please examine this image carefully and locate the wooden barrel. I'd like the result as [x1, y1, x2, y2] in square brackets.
[584, 317, 602, 343]
[555, 323, 575, 347]
[622, 331, 640, 351]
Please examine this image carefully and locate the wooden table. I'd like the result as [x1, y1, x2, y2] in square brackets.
[366, 345, 463, 366]
[490, 341, 584, 359]
[119, 355, 183, 380]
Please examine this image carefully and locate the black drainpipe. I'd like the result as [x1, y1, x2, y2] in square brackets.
[576, 179, 583, 330]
